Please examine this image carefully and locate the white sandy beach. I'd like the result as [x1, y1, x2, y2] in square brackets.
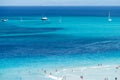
[0, 64, 120, 80]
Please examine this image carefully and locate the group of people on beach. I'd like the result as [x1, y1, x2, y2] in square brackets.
[98, 63, 102, 66]
[36, 64, 120, 80]
[104, 77, 118, 80]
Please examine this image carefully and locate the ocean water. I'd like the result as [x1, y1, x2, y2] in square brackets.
[0, 6, 120, 69]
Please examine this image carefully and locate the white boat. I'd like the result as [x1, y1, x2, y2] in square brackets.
[108, 12, 112, 22]
[1, 19, 8, 22]
[41, 17, 48, 20]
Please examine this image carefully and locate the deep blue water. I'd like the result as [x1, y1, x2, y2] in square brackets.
[0, 6, 120, 16]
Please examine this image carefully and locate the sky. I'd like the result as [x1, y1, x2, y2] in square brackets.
[0, 0, 120, 6]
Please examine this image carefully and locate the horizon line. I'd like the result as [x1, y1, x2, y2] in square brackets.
[0, 5, 120, 7]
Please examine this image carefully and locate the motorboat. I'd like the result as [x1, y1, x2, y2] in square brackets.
[41, 17, 48, 20]
[1, 19, 8, 22]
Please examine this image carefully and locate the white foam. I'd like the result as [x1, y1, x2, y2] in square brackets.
[48, 75, 62, 80]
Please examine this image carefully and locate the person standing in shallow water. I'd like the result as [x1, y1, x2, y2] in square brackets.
[104, 77, 108, 80]
[44, 70, 47, 74]
[115, 77, 117, 80]
[80, 76, 83, 80]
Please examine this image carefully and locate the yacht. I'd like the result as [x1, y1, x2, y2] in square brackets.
[41, 17, 48, 20]
[108, 12, 112, 22]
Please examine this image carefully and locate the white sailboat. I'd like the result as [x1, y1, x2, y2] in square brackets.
[108, 12, 112, 22]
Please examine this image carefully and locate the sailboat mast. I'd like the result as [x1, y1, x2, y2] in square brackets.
[108, 12, 110, 19]
[108, 11, 112, 22]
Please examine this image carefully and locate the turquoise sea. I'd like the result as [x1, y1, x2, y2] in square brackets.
[0, 7, 120, 70]
[0, 16, 120, 69]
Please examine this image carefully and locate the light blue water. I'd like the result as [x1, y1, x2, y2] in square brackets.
[0, 16, 120, 69]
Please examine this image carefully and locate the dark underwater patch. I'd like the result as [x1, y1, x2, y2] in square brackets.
[0, 26, 64, 37]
